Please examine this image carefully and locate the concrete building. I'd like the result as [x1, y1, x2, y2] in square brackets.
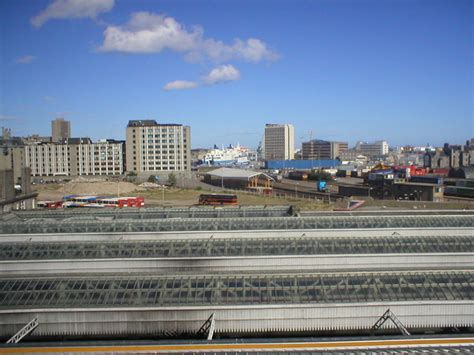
[392, 182, 444, 202]
[355, 140, 389, 157]
[25, 143, 70, 176]
[24, 139, 124, 177]
[302, 139, 348, 160]
[0, 146, 26, 183]
[51, 118, 71, 143]
[125, 120, 191, 174]
[424, 142, 473, 170]
[338, 149, 368, 164]
[264, 124, 294, 160]
[0, 168, 37, 213]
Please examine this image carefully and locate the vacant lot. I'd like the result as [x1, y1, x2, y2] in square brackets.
[34, 182, 332, 210]
[34, 181, 473, 211]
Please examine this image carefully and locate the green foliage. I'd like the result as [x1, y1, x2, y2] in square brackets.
[308, 170, 332, 181]
[127, 171, 137, 177]
[148, 175, 156, 183]
[168, 172, 177, 186]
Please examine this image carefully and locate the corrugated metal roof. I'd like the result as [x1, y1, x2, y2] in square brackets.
[206, 167, 273, 180]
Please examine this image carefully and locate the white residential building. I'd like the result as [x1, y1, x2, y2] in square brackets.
[24, 139, 124, 176]
[125, 120, 191, 173]
[25, 143, 70, 176]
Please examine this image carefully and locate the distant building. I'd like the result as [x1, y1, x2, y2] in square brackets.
[264, 124, 294, 160]
[338, 149, 367, 163]
[355, 141, 389, 157]
[125, 120, 191, 174]
[23, 134, 52, 144]
[424, 142, 473, 170]
[0, 146, 26, 184]
[69, 139, 124, 176]
[51, 118, 71, 143]
[25, 143, 70, 176]
[302, 139, 348, 160]
[24, 139, 124, 177]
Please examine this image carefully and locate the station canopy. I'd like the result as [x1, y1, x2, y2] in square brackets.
[205, 167, 274, 181]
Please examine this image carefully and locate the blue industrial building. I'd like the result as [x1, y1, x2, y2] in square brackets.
[265, 159, 340, 170]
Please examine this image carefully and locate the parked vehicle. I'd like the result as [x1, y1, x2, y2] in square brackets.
[198, 194, 238, 205]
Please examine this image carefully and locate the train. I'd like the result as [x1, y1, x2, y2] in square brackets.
[444, 186, 474, 199]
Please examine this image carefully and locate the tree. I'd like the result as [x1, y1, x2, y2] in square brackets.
[168, 172, 177, 186]
[308, 170, 332, 181]
[148, 175, 156, 183]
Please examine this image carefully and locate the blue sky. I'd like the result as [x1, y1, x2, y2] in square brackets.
[1, 0, 472, 149]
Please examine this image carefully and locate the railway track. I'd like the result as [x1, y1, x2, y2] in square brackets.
[273, 182, 343, 200]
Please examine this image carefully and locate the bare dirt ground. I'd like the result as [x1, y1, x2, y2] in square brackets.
[33, 182, 332, 210]
[34, 181, 473, 211]
[35, 181, 144, 200]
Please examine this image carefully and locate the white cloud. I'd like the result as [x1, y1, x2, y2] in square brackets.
[203, 65, 240, 85]
[31, 0, 114, 28]
[16, 55, 35, 64]
[163, 80, 199, 91]
[99, 12, 278, 63]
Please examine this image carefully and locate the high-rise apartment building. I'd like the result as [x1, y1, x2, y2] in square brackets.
[264, 124, 294, 160]
[125, 120, 191, 173]
[302, 139, 348, 160]
[51, 118, 71, 143]
[355, 140, 389, 157]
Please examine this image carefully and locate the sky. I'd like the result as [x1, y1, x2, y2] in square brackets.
[0, 0, 472, 149]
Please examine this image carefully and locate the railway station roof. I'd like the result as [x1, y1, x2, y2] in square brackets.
[1, 234, 472, 260]
[0, 271, 471, 309]
[8, 206, 293, 221]
[0, 214, 472, 234]
[205, 167, 274, 181]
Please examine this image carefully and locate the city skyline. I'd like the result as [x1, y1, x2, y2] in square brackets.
[1, 0, 472, 148]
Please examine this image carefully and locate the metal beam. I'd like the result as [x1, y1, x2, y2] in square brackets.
[1, 215, 472, 234]
[372, 309, 410, 336]
[6, 317, 39, 343]
[197, 313, 215, 340]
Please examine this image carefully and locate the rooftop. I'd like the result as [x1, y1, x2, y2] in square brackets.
[1, 234, 470, 260]
[127, 120, 183, 127]
[206, 167, 274, 180]
[0, 271, 470, 309]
